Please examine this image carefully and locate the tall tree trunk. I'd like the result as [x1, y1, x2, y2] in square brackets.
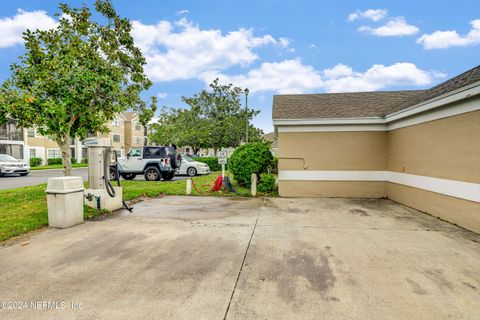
[58, 135, 72, 176]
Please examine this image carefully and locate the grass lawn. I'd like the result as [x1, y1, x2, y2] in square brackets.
[30, 163, 88, 170]
[0, 184, 99, 242]
[0, 172, 275, 242]
[121, 172, 255, 200]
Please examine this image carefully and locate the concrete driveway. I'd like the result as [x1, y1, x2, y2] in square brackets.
[0, 167, 189, 190]
[0, 197, 479, 319]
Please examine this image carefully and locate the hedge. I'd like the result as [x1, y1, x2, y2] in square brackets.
[195, 157, 221, 172]
[29, 157, 43, 167]
[258, 173, 277, 193]
[228, 142, 275, 187]
[47, 158, 63, 165]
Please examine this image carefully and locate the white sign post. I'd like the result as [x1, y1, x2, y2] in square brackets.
[218, 150, 227, 177]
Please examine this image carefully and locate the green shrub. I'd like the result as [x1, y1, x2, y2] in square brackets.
[81, 158, 88, 164]
[271, 157, 278, 174]
[47, 158, 63, 165]
[29, 157, 43, 167]
[195, 157, 221, 171]
[258, 173, 277, 193]
[229, 142, 275, 187]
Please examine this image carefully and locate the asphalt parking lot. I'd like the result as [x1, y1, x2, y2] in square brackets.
[0, 167, 189, 190]
[0, 196, 479, 319]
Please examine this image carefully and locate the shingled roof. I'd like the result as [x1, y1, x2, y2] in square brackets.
[393, 64, 480, 112]
[272, 64, 480, 120]
[272, 90, 424, 119]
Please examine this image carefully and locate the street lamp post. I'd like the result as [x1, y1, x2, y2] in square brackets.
[244, 88, 249, 144]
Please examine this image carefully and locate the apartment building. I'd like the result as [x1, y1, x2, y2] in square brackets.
[0, 119, 25, 159]
[4, 112, 147, 164]
[123, 112, 147, 152]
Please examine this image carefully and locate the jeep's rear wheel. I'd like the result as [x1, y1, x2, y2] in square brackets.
[109, 168, 118, 180]
[162, 171, 175, 181]
[121, 173, 136, 180]
[144, 167, 160, 181]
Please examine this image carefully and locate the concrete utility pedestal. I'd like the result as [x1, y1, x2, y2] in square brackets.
[84, 187, 123, 211]
[84, 137, 123, 211]
[46, 176, 85, 228]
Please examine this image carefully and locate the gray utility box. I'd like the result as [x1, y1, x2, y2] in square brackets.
[46, 176, 85, 228]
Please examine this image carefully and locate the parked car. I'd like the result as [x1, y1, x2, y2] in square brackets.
[0, 154, 30, 176]
[111, 146, 182, 181]
[176, 155, 210, 177]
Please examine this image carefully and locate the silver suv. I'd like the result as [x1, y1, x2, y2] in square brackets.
[112, 146, 182, 181]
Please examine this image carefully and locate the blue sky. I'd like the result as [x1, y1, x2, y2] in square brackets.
[1, 1, 479, 133]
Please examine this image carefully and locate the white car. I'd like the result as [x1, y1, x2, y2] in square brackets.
[176, 156, 210, 176]
[0, 154, 30, 176]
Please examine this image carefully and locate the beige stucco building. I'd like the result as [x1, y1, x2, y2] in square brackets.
[18, 112, 147, 163]
[273, 65, 480, 234]
[122, 112, 147, 152]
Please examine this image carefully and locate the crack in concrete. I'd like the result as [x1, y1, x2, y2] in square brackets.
[223, 198, 265, 320]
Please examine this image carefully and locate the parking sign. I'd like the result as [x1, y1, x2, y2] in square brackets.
[218, 150, 227, 164]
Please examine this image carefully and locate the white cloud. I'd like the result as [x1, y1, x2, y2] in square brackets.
[0, 9, 58, 48]
[148, 117, 159, 125]
[206, 61, 443, 94]
[131, 18, 291, 82]
[358, 17, 419, 37]
[202, 59, 323, 94]
[322, 62, 444, 93]
[176, 9, 189, 15]
[323, 63, 353, 79]
[278, 37, 290, 48]
[157, 92, 168, 99]
[416, 19, 480, 49]
[348, 9, 387, 22]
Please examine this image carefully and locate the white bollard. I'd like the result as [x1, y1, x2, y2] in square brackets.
[251, 173, 257, 197]
[186, 178, 192, 195]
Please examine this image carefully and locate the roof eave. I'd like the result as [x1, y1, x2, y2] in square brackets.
[274, 80, 480, 126]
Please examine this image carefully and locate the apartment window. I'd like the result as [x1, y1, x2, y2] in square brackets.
[112, 134, 121, 143]
[0, 119, 23, 141]
[47, 149, 61, 159]
[135, 122, 142, 131]
[111, 119, 121, 127]
[134, 137, 143, 144]
[27, 128, 36, 138]
[0, 144, 23, 159]
[30, 148, 36, 158]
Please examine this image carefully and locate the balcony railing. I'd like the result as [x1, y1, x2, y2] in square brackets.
[0, 129, 24, 141]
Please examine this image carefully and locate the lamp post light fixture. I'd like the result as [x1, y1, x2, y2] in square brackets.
[244, 88, 249, 144]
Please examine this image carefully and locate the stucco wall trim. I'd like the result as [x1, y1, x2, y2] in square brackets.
[278, 124, 387, 132]
[279, 170, 480, 203]
[0, 140, 24, 145]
